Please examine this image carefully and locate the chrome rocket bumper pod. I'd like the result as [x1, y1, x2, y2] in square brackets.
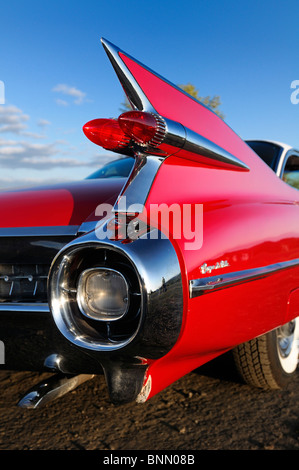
[48, 225, 183, 360]
[48, 224, 184, 404]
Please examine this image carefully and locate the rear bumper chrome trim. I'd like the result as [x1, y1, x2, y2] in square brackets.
[189, 257, 299, 298]
[0, 226, 79, 237]
[0, 303, 49, 313]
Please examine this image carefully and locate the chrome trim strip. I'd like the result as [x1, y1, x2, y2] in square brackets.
[0, 225, 79, 237]
[114, 154, 164, 212]
[0, 303, 49, 312]
[277, 148, 299, 178]
[162, 118, 249, 171]
[101, 38, 156, 113]
[78, 221, 99, 234]
[163, 117, 186, 150]
[276, 148, 289, 177]
[189, 258, 299, 298]
[183, 127, 250, 170]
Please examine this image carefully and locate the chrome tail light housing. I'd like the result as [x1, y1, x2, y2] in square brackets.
[48, 225, 183, 359]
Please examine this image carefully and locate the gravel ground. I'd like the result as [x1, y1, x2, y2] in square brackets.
[0, 353, 298, 451]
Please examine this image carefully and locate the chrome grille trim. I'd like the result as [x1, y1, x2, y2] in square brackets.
[0, 228, 77, 304]
[0, 263, 50, 303]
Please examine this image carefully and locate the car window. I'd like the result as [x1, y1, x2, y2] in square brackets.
[282, 155, 299, 190]
[86, 157, 134, 179]
[246, 141, 282, 170]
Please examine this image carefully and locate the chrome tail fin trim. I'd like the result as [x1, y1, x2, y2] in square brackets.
[101, 37, 155, 113]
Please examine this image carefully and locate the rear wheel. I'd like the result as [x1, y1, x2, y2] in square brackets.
[233, 317, 299, 389]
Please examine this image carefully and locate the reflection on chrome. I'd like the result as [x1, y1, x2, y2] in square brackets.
[48, 226, 183, 357]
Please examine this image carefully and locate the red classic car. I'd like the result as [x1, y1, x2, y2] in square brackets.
[0, 39, 298, 408]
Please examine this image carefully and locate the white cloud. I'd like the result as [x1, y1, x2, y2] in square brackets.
[0, 139, 99, 169]
[0, 105, 29, 134]
[0, 136, 115, 171]
[37, 119, 51, 127]
[52, 83, 87, 105]
[0, 103, 117, 185]
[0, 105, 87, 170]
[0, 105, 46, 138]
[55, 98, 69, 107]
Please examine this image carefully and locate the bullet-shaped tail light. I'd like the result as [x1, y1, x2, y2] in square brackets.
[83, 118, 131, 151]
[118, 111, 166, 148]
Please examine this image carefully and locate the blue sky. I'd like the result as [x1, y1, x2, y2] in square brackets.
[0, 0, 298, 189]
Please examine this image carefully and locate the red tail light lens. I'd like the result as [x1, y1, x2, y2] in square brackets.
[83, 119, 130, 151]
[118, 111, 166, 147]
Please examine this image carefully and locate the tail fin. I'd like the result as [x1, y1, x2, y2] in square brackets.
[101, 38, 253, 168]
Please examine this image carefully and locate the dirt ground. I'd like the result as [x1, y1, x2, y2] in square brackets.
[0, 353, 298, 451]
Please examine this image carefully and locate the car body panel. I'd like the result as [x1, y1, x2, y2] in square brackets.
[137, 153, 299, 398]
[0, 178, 125, 229]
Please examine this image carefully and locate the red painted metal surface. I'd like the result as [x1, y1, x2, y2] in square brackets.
[139, 153, 299, 397]
[120, 52, 258, 168]
[0, 179, 124, 228]
[109, 48, 299, 398]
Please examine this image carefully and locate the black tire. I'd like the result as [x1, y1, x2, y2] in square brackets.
[233, 317, 299, 390]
